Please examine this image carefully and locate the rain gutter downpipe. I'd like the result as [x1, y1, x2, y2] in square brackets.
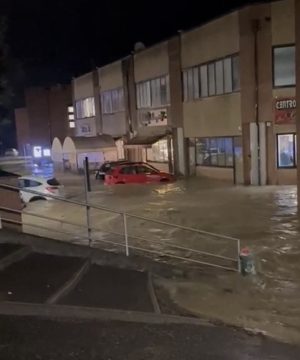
[252, 19, 261, 186]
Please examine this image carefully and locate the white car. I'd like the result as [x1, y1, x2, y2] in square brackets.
[18, 176, 64, 203]
[5, 148, 19, 157]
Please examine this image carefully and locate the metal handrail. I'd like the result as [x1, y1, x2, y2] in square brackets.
[0, 182, 239, 242]
[0, 182, 241, 272]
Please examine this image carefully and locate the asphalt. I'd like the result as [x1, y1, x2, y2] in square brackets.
[0, 253, 84, 303]
[0, 315, 300, 360]
[0, 243, 22, 259]
[59, 264, 153, 312]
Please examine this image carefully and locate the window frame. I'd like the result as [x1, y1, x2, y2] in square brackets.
[182, 53, 240, 102]
[195, 136, 234, 168]
[75, 97, 96, 119]
[136, 75, 170, 109]
[276, 133, 297, 169]
[272, 44, 296, 89]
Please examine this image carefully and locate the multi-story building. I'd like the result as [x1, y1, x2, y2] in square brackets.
[15, 85, 72, 158]
[51, 0, 300, 184]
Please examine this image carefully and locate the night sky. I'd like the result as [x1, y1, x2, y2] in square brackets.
[2, 0, 271, 87]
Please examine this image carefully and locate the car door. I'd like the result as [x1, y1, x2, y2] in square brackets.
[136, 165, 161, 183]
[118, 165, 138, 183]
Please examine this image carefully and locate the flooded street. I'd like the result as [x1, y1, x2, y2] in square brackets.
[22, 175, 300, 343]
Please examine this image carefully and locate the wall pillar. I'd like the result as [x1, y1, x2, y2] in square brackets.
[295, 0, 300, 209]
[168, 35, 188, 176]
[239, 4, 273, 185]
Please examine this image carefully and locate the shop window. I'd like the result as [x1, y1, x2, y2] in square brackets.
[277, 134, 296, 168]
[273, 46, 295, 87]
[195, 137, 233, 167]
[146, 139, 168, 163]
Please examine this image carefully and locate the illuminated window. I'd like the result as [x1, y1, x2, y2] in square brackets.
[68, 114, 74, 120]
[69, 121, 75, 128]
[75, 97, 95, 119]
[277, 133, 296, 168]
[33, 146, 42, 158]
[146, 139, 168, 163]
[68, 106, 74, 113]
[43, 149, 51, 157]
[195, 137, 233, 168]
[136, 75, 170, 109]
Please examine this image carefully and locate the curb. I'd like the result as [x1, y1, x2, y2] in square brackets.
[0, 302, 213, 327]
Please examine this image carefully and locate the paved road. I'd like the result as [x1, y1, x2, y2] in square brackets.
[0, 316, 299, 359]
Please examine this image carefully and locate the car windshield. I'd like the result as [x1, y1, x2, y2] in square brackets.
[47, 178, 60, 186]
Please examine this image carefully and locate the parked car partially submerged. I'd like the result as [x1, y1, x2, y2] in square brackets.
[104, 162, 174, 185]
[18, 176, 64, 203]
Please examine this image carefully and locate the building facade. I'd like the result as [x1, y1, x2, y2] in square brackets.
[60, 0, 299, 184]
[15, 85, 72, 158]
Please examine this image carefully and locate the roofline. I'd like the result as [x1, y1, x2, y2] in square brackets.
[76, 0, 275, 78]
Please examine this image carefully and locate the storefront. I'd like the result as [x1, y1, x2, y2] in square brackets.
[189, 136, 244, 184]
[273, 96, 297, 184]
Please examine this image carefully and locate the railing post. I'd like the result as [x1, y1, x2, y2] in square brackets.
[237, 239, 241, 273]
[123, 213, 129, 256]
[84, 157, 92, 248]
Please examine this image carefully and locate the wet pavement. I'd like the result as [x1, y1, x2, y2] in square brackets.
[1, 315, 300, 359]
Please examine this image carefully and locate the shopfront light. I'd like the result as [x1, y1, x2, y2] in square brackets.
[33, 146, 42, 158]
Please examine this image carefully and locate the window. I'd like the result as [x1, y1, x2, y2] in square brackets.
[182, 55, 240, 101]
[69, 121, 75, 128]
[208, 63, 216, 96]
[216, 60, 224, 95]
[273, 46, 295, 87]
[195, 137, 233, 167]
[200, 65, 208, 97]
[120, 166, 136, 174]
[75, 97, 95, 119]
[137, 75, 170, 109]
[101, 88, 124, 114]
[224, 57, 232, 93]
[277, 134, 296, 168]
[146, 139, 169, 163]
[232, 55, 240, 91]
[47, 178, 60, 186]
[136, 165, 158, 174]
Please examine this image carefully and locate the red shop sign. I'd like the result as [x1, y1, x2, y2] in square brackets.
[274, 97, 296, 124]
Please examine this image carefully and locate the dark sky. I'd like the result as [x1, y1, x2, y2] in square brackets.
[3, 0, 267, 86]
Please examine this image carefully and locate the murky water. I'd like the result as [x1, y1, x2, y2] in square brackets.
[22, 175, 300, 343]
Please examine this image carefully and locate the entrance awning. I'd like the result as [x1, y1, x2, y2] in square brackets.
[124, 134, 168, 149]
[63, 135, 116, 153]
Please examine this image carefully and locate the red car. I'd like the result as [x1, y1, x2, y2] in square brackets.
[104, 162, 174, 185]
